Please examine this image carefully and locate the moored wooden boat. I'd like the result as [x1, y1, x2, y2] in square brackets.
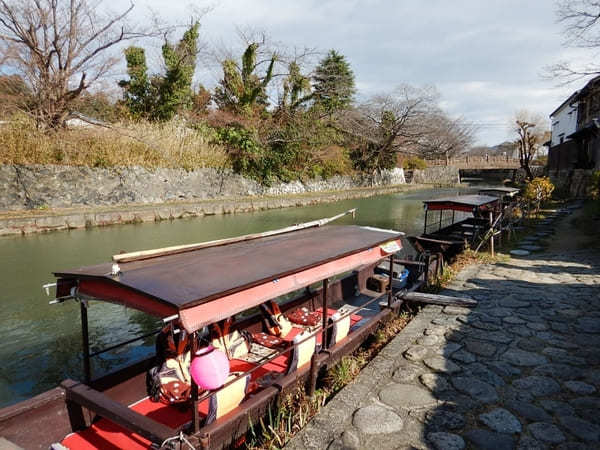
[408, 194, 501, 259]
[0, 213, 425, 450]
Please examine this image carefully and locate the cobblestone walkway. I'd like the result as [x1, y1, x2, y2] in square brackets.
[287, 213, 600, 449]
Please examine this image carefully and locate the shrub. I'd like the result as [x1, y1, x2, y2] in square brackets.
[590, 170, 600, 199]
[523, 176, 555, 212]
[216, 125, 267, 181]
[402, 156, 427, 170]
[307, 146, 353, 179]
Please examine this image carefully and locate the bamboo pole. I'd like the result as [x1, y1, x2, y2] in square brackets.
[113, 208, 357, 263]
[474, 212, 502, 253]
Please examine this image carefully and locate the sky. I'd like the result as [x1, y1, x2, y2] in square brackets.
[116, 0, 590, 146]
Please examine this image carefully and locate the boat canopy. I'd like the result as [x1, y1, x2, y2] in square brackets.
[423, 194, 500, 213]
[54, 225, 404, 332]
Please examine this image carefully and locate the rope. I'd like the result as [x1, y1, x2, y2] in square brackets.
[160, 431, 196, 450]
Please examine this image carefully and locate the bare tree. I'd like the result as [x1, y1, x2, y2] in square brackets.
[0, 0, 159, 128]
[416, 111, 476, 163]
[513, 110, 548, 180]
[339, 85, 438, 172]
[547, 0, 600, 82]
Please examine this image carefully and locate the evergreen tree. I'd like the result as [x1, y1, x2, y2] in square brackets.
[312, 50, 355, 113]
[119, 21, 200, 121]
[214, 43, 276, 113]
[119, 47, 152, 118]
[157, 21, 200, 120]
[278, 62, 311, 114]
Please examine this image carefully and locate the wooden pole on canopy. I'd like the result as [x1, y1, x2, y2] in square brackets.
[321, 279, 328, 350]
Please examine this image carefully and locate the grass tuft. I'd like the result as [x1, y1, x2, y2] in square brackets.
[0, 116, 229, 170]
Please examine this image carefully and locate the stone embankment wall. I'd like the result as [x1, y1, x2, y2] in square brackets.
[411, 166, 461, 185]
[548, 169, 594, 198]
[0, 164, 459, 236]
[0, 165, 410, 211]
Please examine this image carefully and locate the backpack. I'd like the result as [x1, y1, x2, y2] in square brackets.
[210, 318, 252, 359]
[147, 323, 192, 404]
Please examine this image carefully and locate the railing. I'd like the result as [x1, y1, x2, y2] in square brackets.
[426, 155, 521, 169]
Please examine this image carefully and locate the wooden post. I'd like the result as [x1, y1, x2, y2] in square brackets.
[437, 253, 444, 278]
[387, 255, 394, 308]
[489, 211, 495, 257]
[321, 279, 328, 350]
[497, 208, 503, 249]
[80, 300, 91, 384]
[425, 253, 431, 287]
[65, 399, 87, 431]
[423, 209, 428, 234]
[307, 353, 319, 396]
[439, 210, 443, 230]
[190, 331, 200, 433]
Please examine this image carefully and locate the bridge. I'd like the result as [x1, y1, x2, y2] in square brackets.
[427, 155, 521, 169]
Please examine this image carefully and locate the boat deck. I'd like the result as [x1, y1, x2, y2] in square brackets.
[61, 305, 367, 450]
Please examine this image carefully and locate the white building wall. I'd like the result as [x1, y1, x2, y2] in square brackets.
[551, 102, 578, 147]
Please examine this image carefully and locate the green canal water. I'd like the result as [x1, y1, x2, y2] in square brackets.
[0, 186, 480, 407]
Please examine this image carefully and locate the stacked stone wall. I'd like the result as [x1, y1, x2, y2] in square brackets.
[0, 165, 408, 211]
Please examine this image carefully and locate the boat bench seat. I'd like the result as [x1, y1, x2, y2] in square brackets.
[281, 307, 362, 345]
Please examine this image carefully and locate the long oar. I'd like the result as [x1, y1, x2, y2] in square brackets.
[112, 208, 357, 264]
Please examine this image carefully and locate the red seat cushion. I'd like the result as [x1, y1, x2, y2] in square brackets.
[252, 332, 286, 348]
[286, 307, 321, 326]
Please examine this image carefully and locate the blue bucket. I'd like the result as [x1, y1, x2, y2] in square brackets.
[396, 269, 409, 289]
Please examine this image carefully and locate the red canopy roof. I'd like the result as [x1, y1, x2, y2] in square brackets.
[54, 225, 403, 331]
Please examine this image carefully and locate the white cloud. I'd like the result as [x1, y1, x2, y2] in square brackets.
[107, 0, 595, 145]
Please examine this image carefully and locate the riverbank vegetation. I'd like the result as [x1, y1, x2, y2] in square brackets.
[0, 117, 229, 170]
[0, 1, 474, 184]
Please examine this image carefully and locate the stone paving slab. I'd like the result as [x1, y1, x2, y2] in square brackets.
[286, 215, 600, 449]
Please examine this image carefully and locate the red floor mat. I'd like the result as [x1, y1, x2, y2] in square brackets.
[62, 356, 291, 449]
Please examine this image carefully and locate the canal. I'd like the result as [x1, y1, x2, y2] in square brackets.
[0, 186, 478, 407]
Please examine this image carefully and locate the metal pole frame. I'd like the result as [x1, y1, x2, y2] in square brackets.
[80, 299, 91, 384]
[190, 331, 200, 433]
